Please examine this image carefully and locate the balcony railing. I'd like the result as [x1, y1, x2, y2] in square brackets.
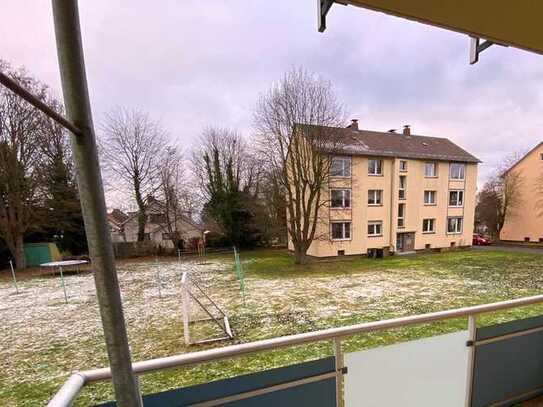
[48, 294, 543, 407]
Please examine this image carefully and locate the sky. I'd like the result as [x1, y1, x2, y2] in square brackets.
[2, 1, 543, 203]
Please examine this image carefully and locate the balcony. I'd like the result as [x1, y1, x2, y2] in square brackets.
[49, 294, 543, 407]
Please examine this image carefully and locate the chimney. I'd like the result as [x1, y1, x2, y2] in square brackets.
[403, 125, 411, 136]
[348, 119, 359, 130]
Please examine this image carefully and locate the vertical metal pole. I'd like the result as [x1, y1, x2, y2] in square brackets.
[465, 314, 477, 407]
[181, 272, 190, 345]
[155, 258, 162, 298]
[333, 338, 345, 407]
[59, 266, 68, 304]
[9, 260, 19, 294]
[51, 1, 142, 406]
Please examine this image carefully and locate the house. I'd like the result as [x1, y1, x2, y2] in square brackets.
[107, 209, 129, 242]
[288, 121, 480, 258]
[107, 198, 205, 250]
[500, 142, 543, 244]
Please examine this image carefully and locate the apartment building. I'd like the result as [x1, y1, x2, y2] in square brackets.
[295, 121, 479, 258]
[500, 142, 543, 244]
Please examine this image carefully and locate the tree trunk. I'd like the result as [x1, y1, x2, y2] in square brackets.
[133, 175, 146, 242]
[293, 244, 310, 265]
[14, 234, 26, 270]
[137, 211, 146, 241]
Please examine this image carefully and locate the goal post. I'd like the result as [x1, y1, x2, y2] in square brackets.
[180, 271, 234, 346]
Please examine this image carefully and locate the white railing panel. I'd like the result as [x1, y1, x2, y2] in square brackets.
[345, 331, 469, 406]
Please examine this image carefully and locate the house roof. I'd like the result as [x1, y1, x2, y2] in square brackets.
[503, 141, 543, 174]
[299, 124, 481, 163]
[120, 198, 205, 231]
[107, 209, 129, 226]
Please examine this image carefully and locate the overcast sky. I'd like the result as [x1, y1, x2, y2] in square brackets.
[2, 1, 543, 199]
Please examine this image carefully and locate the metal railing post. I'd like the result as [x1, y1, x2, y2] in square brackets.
[333, 338, 345, 407]
[465, 314, 477, 407]
[51, 1, 142, 405]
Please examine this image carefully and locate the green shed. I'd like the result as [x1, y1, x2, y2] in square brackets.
[24, 243, 62, 266]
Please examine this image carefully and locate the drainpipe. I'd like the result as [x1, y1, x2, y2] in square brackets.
[51, 1, 142, 406]
[389, 158, 396, 252]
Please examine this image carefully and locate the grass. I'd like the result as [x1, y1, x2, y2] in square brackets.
[1, 248, 543, 406]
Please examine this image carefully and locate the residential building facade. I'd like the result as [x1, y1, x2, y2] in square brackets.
[500, 142, 543, 243]
[107, 209, 129, 243]
[289, 121, 479, 258]
[107, 198, 205, 250]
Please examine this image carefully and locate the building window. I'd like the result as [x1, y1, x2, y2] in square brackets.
[423, 218, 435, 233]
[331, 222, 351, 240]
[399, 175, 407, 200]
[447, 217, 463, 234]
[525, 237, 531, 242]
[450, 163, 465, 180]
[540, 153, 543, 161]
[368, 159, 383, 176]
[337, 250, 345, 256]
[368, 221, 383, 237]
[449, 190, 464, 207]
[399, 160, 408, 172]
[331, 189, 351, 208]
[398, 204, 405, 228]
[368, 189, 383, 206]
[143, 233, 151, 241]
[425, 162, 437, 177]
[330, 156, 351, 177]
[424, 190, 437, 205]
[149, 213, 167, 223]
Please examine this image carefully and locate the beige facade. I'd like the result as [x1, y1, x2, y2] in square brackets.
[500, 143, 543, 243]
[292, 156, 477, 258]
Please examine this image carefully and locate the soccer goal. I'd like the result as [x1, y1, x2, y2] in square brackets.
[181, 271, 234, 346]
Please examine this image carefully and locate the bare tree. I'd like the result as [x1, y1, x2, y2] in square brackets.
[38, 98, 86, 255]
[254, 67, 347, 264]
[192, 127, 262, 246]
[259, 164, 288, 244]
[100, 108, 167, 241]
[0, 61, 48, 268]
[192, 127, 253, 198]
[159, 146, 195, 250]
[476, 153, 524, 239]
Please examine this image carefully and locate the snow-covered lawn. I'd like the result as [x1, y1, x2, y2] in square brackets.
[1, 248, 542, 406]
[0, 257, 238, 406]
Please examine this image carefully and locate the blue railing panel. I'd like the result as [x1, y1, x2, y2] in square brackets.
[472, 315, 543, 406]
[95, 357, 336, 406]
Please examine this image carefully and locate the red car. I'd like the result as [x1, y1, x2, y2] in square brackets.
[473, 234, 491, 246]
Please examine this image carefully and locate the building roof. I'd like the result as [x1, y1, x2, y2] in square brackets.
[107, 209, 129, 226]
[120, 198, 205, 231]
[300, 124, 481, 163]
[503, 141, 543, 174]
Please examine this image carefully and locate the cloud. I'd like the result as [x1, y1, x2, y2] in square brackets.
[2, 0, 542, 195]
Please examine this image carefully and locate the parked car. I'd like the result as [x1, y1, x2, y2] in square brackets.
[473, 234, 491, 246]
